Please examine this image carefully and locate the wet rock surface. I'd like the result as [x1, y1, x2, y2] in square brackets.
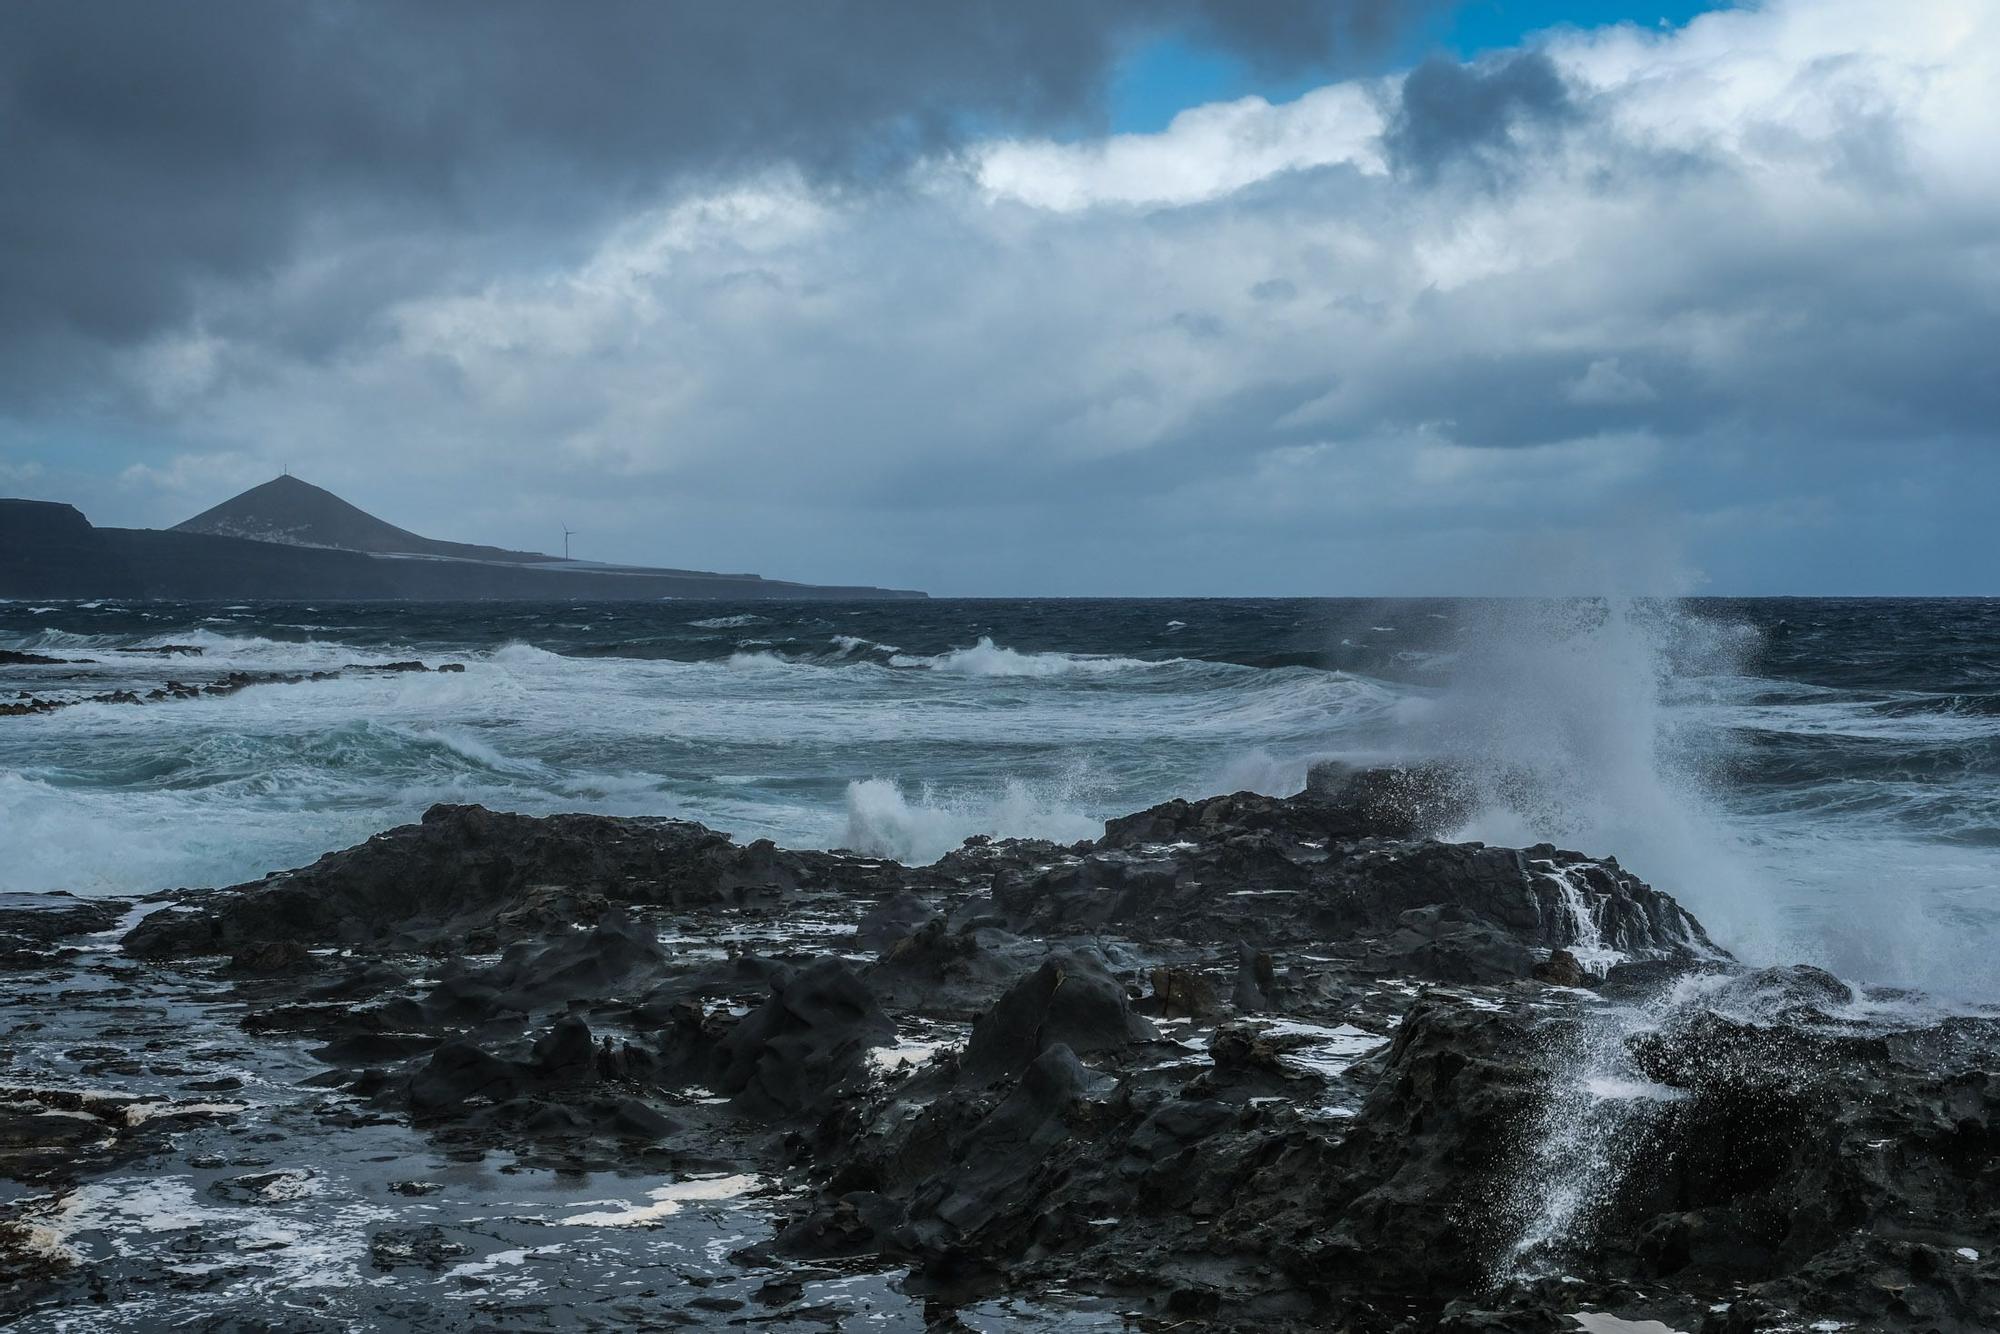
[0, 770, 1992, 1331]
[0, 894, 129, 970]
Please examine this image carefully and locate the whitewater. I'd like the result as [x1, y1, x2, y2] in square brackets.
[2, 596, 1994, 1002]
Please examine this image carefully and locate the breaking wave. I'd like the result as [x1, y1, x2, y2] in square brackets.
[1408, 597, 1997, 1002]
[3, 595, 1994, 1002]
[1409, 599, 1771, 949]
[842, 770, 1105, 865]
[889, 636, 1171, 678]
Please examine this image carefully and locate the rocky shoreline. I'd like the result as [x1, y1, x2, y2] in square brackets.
[2, 767, 1993, 1331]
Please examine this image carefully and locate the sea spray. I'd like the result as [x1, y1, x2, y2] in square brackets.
[842, 766, 1106, 864]
[1411, 597, 1782, 1277]
[1429, 596, 2000, 1272]
[1416, 597, 1785, 964]
[1493, 957, 1979, 1283]
[1499, 997, 1685, 1281]
[1403, 595, 1998, 998]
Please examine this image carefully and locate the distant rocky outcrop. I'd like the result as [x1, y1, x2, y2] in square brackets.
[2, 658, 468, 719]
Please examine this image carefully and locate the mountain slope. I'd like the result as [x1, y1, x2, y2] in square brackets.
[172, 475, 553, 565]
[0, 496, 925, 600]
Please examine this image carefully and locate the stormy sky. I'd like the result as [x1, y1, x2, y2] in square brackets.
[2, 0, 1995, 594]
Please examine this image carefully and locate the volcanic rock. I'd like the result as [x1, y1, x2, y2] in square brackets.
[867, 919, 1048, 1014]
[1531, 948, 1590, 987]
[905, 1044, 1117, 1252]
[121, 803, 811, 956]
[1145, 965, 1220, 1019]
[715, 957, 896, 1119]
[52, 768, 1987, 1331]
[369, 1224, 470, 1270]
[958, 952, 1157, 1085]
[227, 939, 318, 974]
[0, 894, 128, 969]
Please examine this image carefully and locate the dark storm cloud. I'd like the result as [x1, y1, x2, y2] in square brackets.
[13, 0, 1990, 597]
[1384, 50, 1577, 180]
[0, 0, 1436, 375]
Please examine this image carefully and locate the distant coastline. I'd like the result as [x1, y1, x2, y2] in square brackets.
[0, 478, 924, 601]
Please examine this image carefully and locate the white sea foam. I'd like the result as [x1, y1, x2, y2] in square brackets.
[1252, 1019, 1387, 1079]
[868, 1039, 943, 1074]
[892, 636, 1167, 678]
[1570, 1317, 1690, 1334]
[555, 1173, 763, 1227]
[842, 772, 1104, 864]
[490, 640, 573, 666]
[725, 649, 794, 672]
[20, 1174, 392, 1304]
[830, 633, 899, 656]
[401, 725, 543, 774]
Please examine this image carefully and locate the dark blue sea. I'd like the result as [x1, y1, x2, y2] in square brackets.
[3, 596, 1995, 999]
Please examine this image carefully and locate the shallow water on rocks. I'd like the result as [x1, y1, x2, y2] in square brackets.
[0, 935, 1136, 1329]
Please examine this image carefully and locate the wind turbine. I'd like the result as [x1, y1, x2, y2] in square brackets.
[561, 523, 576, 561]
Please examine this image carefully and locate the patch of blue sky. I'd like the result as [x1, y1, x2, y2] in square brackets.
[1107, 2, 1738, 134]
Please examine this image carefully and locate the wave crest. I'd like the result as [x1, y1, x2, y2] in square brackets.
[841, 773, 1103, 864]
[890, 636, 1167, 679]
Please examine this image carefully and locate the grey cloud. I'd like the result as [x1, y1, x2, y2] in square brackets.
[0, 0, 1428, 385]
[1170, 311, 1227, 341]
[1190, 0, 1436, 72]
[1384, 50, 1577, 180]
[1290, 341, 1708, 449]
[10, 3, 1995, 597]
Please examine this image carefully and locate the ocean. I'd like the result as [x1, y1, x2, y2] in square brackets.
[3, 596, 1995, 1002]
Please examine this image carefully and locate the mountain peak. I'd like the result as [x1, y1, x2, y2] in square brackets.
[173, 476, 552, 564]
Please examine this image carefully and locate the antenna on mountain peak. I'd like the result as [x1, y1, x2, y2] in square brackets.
[561, 523, 576, 561]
